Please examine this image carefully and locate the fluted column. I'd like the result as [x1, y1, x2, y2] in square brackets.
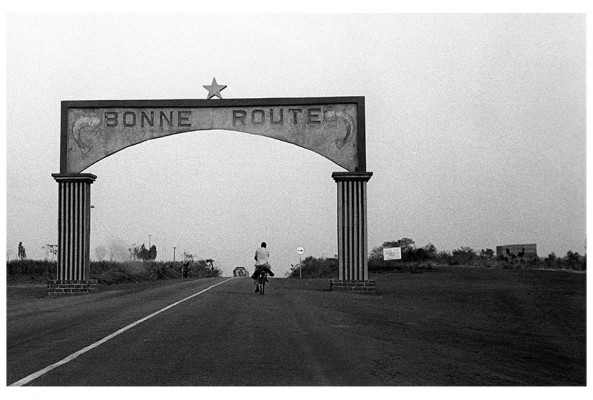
[331, 172, 374, 292]
[51, 173, 96, 284]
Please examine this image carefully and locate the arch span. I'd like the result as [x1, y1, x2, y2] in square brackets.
[61, 97, 366, 174]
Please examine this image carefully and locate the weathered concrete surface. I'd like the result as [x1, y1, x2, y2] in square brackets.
[67, 102, 359, 173]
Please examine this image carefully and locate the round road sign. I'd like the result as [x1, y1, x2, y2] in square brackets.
[297, 247, 304, 255]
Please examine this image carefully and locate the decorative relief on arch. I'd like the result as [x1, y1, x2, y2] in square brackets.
[61, 97, 366, 173]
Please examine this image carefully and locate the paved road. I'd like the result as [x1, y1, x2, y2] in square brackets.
[7, 277, 387, 386]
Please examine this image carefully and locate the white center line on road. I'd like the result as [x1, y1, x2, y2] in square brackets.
[9, 278, 236, 386]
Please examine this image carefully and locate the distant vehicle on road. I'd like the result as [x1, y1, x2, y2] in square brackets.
[233, 267, 248, 277]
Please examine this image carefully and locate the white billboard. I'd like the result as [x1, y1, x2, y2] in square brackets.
[383, 247, 402, 260]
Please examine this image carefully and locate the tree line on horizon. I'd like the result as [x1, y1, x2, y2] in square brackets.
[287, 237, 586, 278]
[369, 238, 586, 269]
[6, 257, 221, 284]
[11, 237, 586, 277]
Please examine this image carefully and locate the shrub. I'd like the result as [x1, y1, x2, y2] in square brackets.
[93, 263, 135, 284]
[143, 262, 181, 280]
[6, 260, 55, 282]
[450, 247, 477, 265]
[7, 259, 221, 284]
[288, 256, 337, 279]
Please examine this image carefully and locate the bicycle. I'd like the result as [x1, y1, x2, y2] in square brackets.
[257, 270, 268, 295]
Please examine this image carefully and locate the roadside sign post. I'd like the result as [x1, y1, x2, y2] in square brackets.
[297, 247, 305, 279]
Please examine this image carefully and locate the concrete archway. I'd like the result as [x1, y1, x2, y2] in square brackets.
[51, 97, 373, 294]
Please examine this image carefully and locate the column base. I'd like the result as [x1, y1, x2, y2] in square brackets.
[329, 280, 376, 293]
[47, 280, 98, 296]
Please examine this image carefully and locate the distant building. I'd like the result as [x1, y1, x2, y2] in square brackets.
[496, 244, 538, 260]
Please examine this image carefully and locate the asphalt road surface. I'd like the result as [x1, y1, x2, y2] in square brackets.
[7, 269, 586, 386]
[8, 277, 391, 386]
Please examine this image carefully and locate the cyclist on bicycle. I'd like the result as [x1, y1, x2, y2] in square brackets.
[252, 242, 274, 293]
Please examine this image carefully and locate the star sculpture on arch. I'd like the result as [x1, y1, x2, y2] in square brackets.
[203, 77, 227, 100]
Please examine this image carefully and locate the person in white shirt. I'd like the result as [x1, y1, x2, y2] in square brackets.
[252, 242, 275, 292]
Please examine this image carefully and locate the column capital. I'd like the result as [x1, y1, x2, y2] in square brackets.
[332, 171, 373, 182]
[52, 173, 97, 184]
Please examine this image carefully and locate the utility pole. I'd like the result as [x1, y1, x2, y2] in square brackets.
[173, 246, 176, 262]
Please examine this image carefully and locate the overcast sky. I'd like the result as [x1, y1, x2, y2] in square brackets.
[4, 13, 586, 277]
